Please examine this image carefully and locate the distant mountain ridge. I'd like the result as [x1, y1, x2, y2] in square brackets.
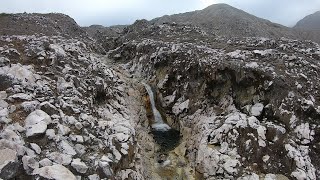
[151, 3, 296, 39]
[294, 11, 320, 30]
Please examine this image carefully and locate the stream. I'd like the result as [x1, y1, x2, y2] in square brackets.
[142, 82, 195, 179]
[142, 82, 180, 151]
[141, 82, 171, 131]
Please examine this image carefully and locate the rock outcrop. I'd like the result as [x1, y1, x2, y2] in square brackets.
[109, 21, 320, 179]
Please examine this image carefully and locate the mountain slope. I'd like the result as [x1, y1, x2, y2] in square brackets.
[293, 11, 320, 43]
[151, 3, 296, 39]
[0, 13, 87, 38]
[294, 11, 320, 30]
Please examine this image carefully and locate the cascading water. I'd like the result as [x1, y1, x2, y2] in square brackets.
[142, 82, 171, 131]
[141, 83, 190, 179]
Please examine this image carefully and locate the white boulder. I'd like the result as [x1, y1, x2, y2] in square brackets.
[33, 164, 76, 180]
[25, 110, 52, 137]
[250, 103, 264, 117]
[71, 158, 88, 174]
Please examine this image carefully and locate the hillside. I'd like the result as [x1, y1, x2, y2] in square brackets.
[294, 11, 320, 30]
[151, 3, 296, 39]
[0, 13, 87, 38]
[294, 11, 320, 43]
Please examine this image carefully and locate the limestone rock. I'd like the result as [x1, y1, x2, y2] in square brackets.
[71, 158, 88, 174]
[172, 99, 189, 115]
[47, 152, 72, 165]
[33, 164, 76, 180]
[0, 148, 19, 179]
[25, 110, 52, 137]
[22, 155, 39, 174]
[59, 140, 77, 156]
[39, 158, 53, 167]
[88, 174, 100, 180]
[250, 103, 264, 117]
[30, 143, 41, 154]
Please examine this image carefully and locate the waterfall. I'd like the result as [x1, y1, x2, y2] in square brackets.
[142, 82, 171, 131]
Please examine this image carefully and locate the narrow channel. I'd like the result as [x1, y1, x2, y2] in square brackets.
[141, 82, 171, 131]
[142, 82, 181, 152]
[141, 82, 195, 179]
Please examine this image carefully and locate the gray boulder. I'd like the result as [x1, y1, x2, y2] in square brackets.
[0, 148, 19, 179]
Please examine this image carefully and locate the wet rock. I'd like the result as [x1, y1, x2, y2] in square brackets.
[25, 110, 52, 137]
[0, 148, 19, 179]
[71, 158, 88, 174]
[33, 164, 76, 180]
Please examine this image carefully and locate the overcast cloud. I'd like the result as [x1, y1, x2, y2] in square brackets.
[0, 0, 319, 27]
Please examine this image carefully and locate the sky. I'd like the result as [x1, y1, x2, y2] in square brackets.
[0, 0, 319, 27]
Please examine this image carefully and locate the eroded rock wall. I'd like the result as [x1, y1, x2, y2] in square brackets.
[110, 23, 320, 179]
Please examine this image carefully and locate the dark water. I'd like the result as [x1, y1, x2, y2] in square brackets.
[151, 128, 181, 152]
